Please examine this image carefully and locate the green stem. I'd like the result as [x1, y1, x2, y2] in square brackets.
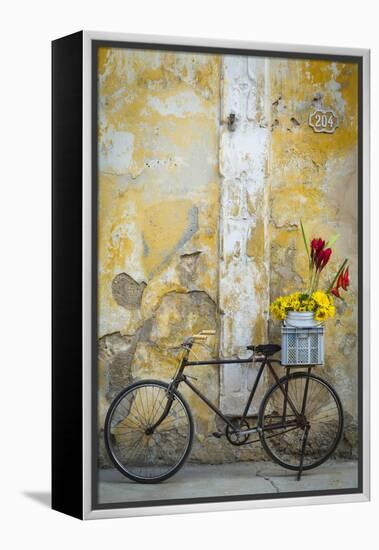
[308, 266, 318, 295]
[307, 258, 314, 294]
[300, 219, 310, 261]
[314, 271, 321, 293]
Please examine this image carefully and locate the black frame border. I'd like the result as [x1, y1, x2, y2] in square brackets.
[52, 30, 84, 519]
[91, 39, 364, 512]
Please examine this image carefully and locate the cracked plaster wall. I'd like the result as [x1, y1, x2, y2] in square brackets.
[268, 59, 359, 457]
[97, 49, 359, 466]
[97, 48, 232, 465]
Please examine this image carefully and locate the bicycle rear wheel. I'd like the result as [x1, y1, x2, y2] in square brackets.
[104, 379, 194, 483]
[259, 372, 343, 471]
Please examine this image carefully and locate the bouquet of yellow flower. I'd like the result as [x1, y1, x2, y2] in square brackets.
[270, 221, 349, 323]
[270, 291, 335, 321]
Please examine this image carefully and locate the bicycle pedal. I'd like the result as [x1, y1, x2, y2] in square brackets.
[212, 431, 223, 438]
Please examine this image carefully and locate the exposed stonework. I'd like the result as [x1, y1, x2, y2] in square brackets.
[98, 332, 137, 403]
[111, 273, 146, 309]
[178, 251, 202, 287]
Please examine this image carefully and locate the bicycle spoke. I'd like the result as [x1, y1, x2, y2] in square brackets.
[105, 382, 192, 481]
[148, 386, 162, 425]
[260, 374, 343, 470]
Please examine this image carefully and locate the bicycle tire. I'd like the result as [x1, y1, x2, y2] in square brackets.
[104, 379, 194, 483]
[258, 372, 343, 472]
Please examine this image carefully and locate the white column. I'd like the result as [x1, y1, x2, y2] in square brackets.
[219, 56, 271, 415]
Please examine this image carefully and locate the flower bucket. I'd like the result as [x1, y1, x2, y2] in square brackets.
[285, 311, 319, 328]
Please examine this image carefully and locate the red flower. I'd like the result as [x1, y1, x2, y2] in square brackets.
[331, 266, 349, 299]
[310, 238, 331, 272]
[341, 267, 349, 291]
[331, 287, 340, 298]
[311, 238, 325, 263]
[316, 247, 332, 271]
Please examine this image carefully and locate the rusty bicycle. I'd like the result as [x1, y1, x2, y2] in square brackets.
[104, 330, 343, 483]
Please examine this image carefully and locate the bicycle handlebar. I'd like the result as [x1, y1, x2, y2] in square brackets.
[186, 329, 216, 344]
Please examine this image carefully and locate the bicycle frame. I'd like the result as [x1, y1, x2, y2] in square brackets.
[105, 334, 343, 484]
[150, 344, 303, 436]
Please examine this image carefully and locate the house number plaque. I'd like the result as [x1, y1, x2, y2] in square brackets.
[309, 109, 338, 134]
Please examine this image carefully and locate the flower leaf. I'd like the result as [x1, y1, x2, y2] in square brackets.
[326, 233, 340, 247]
[300, 219, 310, 260]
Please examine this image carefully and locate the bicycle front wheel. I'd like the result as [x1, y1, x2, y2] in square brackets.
[104, 379, 194, 483]
[259, 373, 343, 471]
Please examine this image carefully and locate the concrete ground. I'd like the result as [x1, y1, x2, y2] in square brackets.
[98, 460, 358, 504]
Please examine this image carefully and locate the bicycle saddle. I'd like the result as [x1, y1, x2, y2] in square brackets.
[246, 344, 281, 356]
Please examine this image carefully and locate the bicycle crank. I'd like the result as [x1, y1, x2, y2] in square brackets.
[226, 419, 252, 445]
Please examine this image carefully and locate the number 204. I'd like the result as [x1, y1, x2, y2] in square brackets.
[315, 113, 335, 128]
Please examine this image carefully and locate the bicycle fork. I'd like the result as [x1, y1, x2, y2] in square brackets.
[145, 350, 189, 435]
[144, 386, 176, 435]
[297, 368, 312, 481]
[297, 425, 310, 481]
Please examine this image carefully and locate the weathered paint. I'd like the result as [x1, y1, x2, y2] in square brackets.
[268, 59, 358, 455]
[97, 48, 227, 463]
[97, 49, 359, 465]
[219, 56, 270, 414]
[98, 49, 221, 337]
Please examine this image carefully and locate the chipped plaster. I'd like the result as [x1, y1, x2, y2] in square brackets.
[97, 49, 359, 464]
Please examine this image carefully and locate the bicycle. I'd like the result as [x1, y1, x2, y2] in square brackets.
[104, 330, 343, 483]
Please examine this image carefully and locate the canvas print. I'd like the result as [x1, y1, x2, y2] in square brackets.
[94, 44, 361, 508]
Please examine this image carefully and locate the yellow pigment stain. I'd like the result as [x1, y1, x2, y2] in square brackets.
[247, 222, 265, 259]
[98, 47, 111, 76]
[141, 199, 196, 276]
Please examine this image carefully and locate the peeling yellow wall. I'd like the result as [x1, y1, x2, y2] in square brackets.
[98, 48, 220, 335]
[97, 49, 359, 465]
[268, 59, 358, 451]
[97, 48, 226, 464]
